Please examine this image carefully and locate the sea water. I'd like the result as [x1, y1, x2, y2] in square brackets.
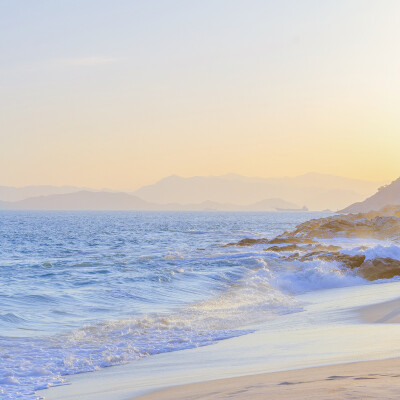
[0, 211, 398, 399]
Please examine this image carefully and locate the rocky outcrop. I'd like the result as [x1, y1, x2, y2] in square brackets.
[268, 237, 317, 245]
[357, 258, 400, 281]
[272, 205, 400, 242]
[230, 205, 400, 281]
[265, 244, 341, 254]
[233, 238, 270, 246]
[296, 252, 366, 270]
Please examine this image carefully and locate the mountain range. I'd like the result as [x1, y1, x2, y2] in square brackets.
[0, 173, 385, 211]
[0, 185, 95, 202]
[133, 173, 383, 210]
[0, 191, 299, 211]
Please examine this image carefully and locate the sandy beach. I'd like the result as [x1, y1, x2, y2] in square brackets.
[40, 281, 400, 400]
[36, 206, 400, 400]
[134, 297, 400, 400]
[3, 1, 399, 398]
[135, 358, 400, 400]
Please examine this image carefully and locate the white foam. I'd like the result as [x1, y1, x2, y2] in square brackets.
[0, 262, 297, 400]
[0, 250, 393, 400]
[342, 244, 400, 261]
[271, 259, 366, 294]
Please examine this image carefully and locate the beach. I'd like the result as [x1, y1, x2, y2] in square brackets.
[134, 297, 400, 400]
[2, 210, 400, 400]
[2, 1, 399, 398]
[37, 208, 400, 400]
[135, 357, 400, 400]
[41, 281, 400, 400]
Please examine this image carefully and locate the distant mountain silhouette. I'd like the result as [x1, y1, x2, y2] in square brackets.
[0, 191, 155, 210]
[133, 173, 383, 211]
[163, 198, 299, 211]
[340, 178, 400, 213]
[0, 173, 384, 211]
[0, 185, 93, 202]
[0, 191, 299, 211]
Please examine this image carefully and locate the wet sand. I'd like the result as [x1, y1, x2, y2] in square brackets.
[358, 297, 400, 324]
[134, 297, 400, 400]
[135, 358, 400, 400]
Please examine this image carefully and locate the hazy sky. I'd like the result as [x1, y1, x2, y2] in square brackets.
[1, 0, 399, 189]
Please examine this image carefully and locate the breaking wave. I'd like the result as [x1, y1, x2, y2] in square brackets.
[1, 210, 397, 399]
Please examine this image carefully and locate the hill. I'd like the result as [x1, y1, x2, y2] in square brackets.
[133, 173, 383, 211]
[0, 192, 299, 211]
[0, 185, 92, 202]
[0, 191, 155, 210]
[340, 178, 400, 213]
[0, 173, 384, 211]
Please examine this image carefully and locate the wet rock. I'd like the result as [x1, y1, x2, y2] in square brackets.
[357, 258, 400, 281]
[312, 244, 342, 252]
[265, 244, 303, 252]
[235, 238, 270, 246]
[269, 237, 316, 245]
[226, 207, 399, 282]
[275, 210, 400, 242]
[298, 252, 365, 269]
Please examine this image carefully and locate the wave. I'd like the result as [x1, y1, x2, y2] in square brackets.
[272, 259, 367, 293]
[0, 253, 372, 400]
[1, 209, 398, 399]
[0, 313, 26, 324]
[343, 244, 400, 261]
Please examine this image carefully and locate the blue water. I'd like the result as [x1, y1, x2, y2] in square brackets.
[0, 210, 346, 399]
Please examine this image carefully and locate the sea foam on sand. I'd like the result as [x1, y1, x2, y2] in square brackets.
[40, 206, 400, 400]
[42, 281, 400, 400]
[134, 296, 400, 400]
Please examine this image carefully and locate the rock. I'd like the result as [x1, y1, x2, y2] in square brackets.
[269, 237, 316, 245]
[298, 252, 365, 269]
[235, 238, 270, 246]
[312, 244, 342, 252]
[225, 205, 400, 281]
[357, 258, 400, 281]
[274, 208, 400, 242]
[265, 244, 303, 252]
[229, 205, 400, 248]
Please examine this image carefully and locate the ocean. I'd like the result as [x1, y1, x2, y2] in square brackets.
[0, 210, 398, 399]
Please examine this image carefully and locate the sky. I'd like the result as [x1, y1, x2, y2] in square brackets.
[1, 0, 399, 190]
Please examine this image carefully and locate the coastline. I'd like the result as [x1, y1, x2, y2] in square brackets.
[358, 297, 400, 324]
[133, 296, 400, 400]
[37, 207, 400, 400]
[134, 357, 400, 400]
[41, 283, 400, 400]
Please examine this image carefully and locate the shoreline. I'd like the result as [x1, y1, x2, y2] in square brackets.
[358, 297, 400, 324]
[133, 296, 400, 400]
[134, 357, 400, 400]
[41, 283, 400, 400]
[32, 207, 400, 400]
